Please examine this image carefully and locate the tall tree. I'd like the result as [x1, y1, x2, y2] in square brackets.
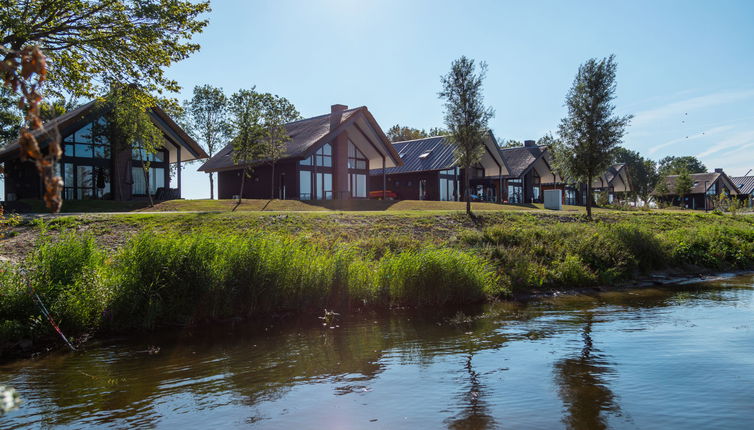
[555, 55, 632, 220]
[439, 56, 494, 215]
[107, 85, 166, 207]
[0, 0, 210, 98]
[612, 147, 659, 206]
[184, 85, 230, 200]
[229, 89, 263, 203]
[674, 169, 693, 209]
[255, 93, 300, 199]
[658, 155, 706, 176]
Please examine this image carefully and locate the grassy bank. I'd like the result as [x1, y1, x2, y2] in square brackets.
[1, 209, 753, 355]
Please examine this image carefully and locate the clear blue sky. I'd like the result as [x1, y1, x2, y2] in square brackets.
[7, 0, 754, 199]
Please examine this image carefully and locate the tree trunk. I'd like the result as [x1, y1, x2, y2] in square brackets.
[585, 179, 593, 220]
[465, 167, 471, 215]
[209, 172, 214, 200]
[239, 170, 246, 204]
[142, 160, 153, 207]
[270, 161, 276, 200]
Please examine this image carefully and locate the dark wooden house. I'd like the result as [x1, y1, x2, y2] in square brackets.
[731, 175, 754, 208]
[200, 104, 402, 200]
[368, 132, 508, 202]
[654, 169, 740, 210]
[496, 141, 562, 204]
[0, 101, 207, 202]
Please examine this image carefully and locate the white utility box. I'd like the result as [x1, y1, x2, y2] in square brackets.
[544, 189, 562, 210]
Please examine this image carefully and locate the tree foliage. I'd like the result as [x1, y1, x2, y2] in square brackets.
[228, 88, 300, 202]
[555, 55, 631, 219]
[0, 0, 210, 97]
[612, 147, 659, 206]
[184, 85, 230, 199]
[106, 84, 166, 207]
[439, 56, 494, 215]
[386, 125, 448, 142]
[499, 139, 523, 149]
[386, 125, 428, 142]
[658, 155, 707, 176]
[674, 169, 694, 208]
[0, 87, 21, 146]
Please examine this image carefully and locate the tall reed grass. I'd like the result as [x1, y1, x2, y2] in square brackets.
[1, 231, 499, 345]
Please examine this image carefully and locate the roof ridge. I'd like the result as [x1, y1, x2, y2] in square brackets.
[392, 135, 447, 144]
[284, 106, 363, 126]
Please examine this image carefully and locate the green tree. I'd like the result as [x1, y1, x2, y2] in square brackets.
[674, 169, 693, 209]
[428, 127, 449, 137]
[658, 155, 707, 176]
[0, 0, 210, 97]
[555, 55, 632, 220]
[499, 139, 523, 149]
[0, 87, 21, 146]
[386, 125, 428, 142]
[184, 85, 230, 200]
[228, 89, 299, 202]
[612, 147, 659, 206]
[439, 56, 494, 215]
[107, 85, 166, 207]
[255, 93, 300, 199]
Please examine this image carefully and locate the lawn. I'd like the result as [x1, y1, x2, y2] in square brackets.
[6, 198, 573, 214]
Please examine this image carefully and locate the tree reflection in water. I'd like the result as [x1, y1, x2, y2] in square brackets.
[553, 313, 622, 430]
[445, 352, 498, 430]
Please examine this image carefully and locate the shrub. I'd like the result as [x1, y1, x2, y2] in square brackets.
[377, 248, 502, 306]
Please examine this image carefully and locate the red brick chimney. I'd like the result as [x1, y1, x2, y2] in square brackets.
[331, 104, 347, 131]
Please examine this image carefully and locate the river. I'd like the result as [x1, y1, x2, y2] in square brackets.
[2, 274, 753, 429]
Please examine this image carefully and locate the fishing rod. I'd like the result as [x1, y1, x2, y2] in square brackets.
[20, 269, 76, 352]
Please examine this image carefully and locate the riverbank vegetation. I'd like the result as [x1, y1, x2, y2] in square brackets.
[1, 210, 752, 355]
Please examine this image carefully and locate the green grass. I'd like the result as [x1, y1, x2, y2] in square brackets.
[1, 207, 753, 353]
[0, 231, 498, 348]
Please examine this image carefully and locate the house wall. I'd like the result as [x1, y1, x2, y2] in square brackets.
[3, 159, 42, 201]
[217, 160, 299, 200]
[370, 171, 442, 200]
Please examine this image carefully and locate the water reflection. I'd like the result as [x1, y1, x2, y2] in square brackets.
[445, 353, 497, 430]
[553, 313, 621, 430]
[1, 275, 753, 429]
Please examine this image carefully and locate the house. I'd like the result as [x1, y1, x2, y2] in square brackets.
[731, 175, 754, 208]
[589, 164, 632, 204]
[553, 164, 632, 206]
[200, 104, 402, 200]
[496, 140, 562, 204]
[654, 168, 740, 210]
[367, 131, 508, 201]
[0, 101, 207, 202]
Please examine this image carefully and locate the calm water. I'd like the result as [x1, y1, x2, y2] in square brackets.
[2, 274, 754, 429]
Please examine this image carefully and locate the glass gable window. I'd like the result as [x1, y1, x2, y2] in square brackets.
[315, 143, 332, 167]
[61, 117, 113, 200]
[348, 141, 368, 170]
[299, 143, 333, 200]
[63, 119, 110, 159]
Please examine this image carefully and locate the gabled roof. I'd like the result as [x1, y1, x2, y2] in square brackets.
[655, 171, 741, 195]
[199, 106, 401, 172]
[372, 131, 507, 176]
[593, 164, 630, 190]
[731, 176, 754, 195]
[498, 144, 547, 178]
[0, 100, 207, 163]
[375, 136, 456, 175]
